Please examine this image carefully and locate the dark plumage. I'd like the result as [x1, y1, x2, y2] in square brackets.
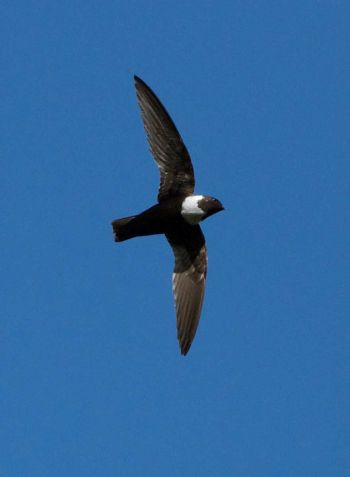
[112, 76, 224, 355]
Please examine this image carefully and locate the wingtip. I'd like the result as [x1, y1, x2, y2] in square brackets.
[134, 75, 152, 92]
[180, 341, 191, 356]
[134, 74, 144, 86]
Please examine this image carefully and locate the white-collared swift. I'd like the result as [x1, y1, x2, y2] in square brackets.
[112, 76, 224, 355]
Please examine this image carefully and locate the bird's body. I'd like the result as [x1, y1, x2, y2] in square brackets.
[113, 194, 222, 241]
[112, 76, 224, 355]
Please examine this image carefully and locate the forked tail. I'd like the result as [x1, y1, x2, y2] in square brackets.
[111, 216, 136, 242]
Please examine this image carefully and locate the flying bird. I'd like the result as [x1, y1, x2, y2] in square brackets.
[112, 76, 224, 355]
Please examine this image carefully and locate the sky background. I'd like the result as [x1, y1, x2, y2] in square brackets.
[1, 1, 350, 476]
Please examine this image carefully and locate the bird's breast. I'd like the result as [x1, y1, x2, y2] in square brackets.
[180, 195, 205, 225]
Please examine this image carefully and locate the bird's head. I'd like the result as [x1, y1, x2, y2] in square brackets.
[198, 196, 224, 221]
[181, 195, 224, 225]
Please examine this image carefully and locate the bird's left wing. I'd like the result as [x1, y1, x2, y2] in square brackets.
[134, 75, 195, 202]
[166, 224, 207, 355]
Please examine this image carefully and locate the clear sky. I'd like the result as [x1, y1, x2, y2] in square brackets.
[1, 2, 350, 476]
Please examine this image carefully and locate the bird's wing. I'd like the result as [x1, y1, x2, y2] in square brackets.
[166, 224, 207, 355]
[134, 75, 195, 202]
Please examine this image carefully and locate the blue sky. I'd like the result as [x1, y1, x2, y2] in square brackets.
[1, 1, 350, 476]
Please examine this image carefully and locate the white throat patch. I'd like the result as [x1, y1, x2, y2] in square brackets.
[181, 195, 205, 225]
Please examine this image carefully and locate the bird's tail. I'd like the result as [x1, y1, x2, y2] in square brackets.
[111, 216, 136, 242]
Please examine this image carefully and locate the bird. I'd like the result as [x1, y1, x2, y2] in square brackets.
[112, 75, 224, 355]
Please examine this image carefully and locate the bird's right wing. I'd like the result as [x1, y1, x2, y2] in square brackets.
[134, 75, 195, 202]
[166, 224, 207, 355]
